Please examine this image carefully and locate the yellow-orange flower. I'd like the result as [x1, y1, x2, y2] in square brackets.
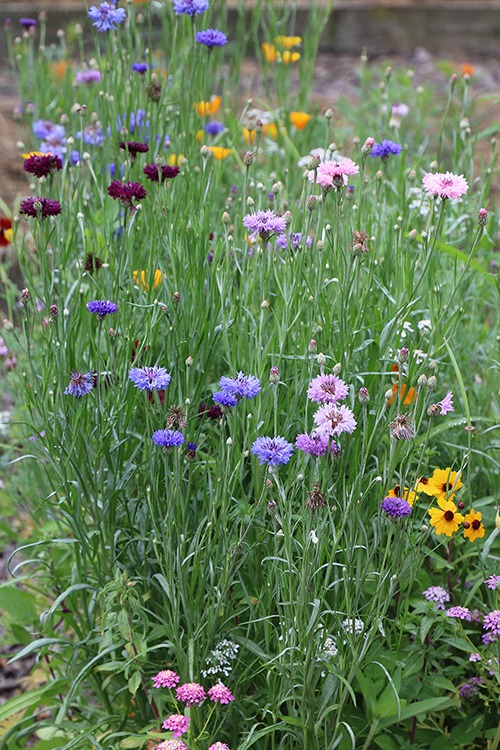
[208, 146, 231, 160]
[133, 269, 165, 291]
[290, 111, 311, 130]
[414, 475, 437, 497]
[50, 60, 72, 81]
[261, 43, 279, 63]
[461, 63, 475, 77]
[428, 497, 464, 536]
[275, 35, 302, 50]
[463, 509, 485, 542]
[387, 382, 416, 406]
[386, 486, 418, 507]
[242, 127, 256, 145]
[282, 51, 300, 64]
[428, 468, 463, 501]
[263, 123, 278, 139]
[168, 154, 185, 166]
[21, 151, 47, 159]
[195, 95, 222, 117]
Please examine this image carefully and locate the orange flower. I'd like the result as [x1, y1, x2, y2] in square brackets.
[262, 123, 278, 140]
[428, 497, 464, 536]
[282, 51, 300, 64]
[195, 95, 222, 117]
[0, 218, 13, 246]
[50, 60, 72, 81]
[133, 269, 165, 291]
[463, 509, 485, 542]
[290, 111, 311, 130]
[275, 35, 302, 50]
[461, 63, 475, 77]
[261, 43, 279, 63]
[242, 127, 256, 145]
[208, 146, 231, 160]
[387, 382, 416, 406]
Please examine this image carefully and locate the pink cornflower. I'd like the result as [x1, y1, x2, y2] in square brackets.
[152, 670, 180, 689]
[436, 390, 454, 415]
[307, 374, 349, 404]
[422, 171, 469, 201]
[308, 158, 359, 189]
[208, 744, 231, 750]
[175, 682, 206, 706]
[162, 715, 190, 738]
[313, 404, 357, 437]
[156, 742, 188, 750]
[208, 682, 235, 704]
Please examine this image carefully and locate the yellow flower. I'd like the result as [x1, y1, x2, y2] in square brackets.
[387, 486, 418, 507]
[290, 111, 311, 130]
[21, 151, 47, 159]
[428, 497, 465, 536]
[262, 123, 278, 140]
[242, 127, 256, 145]
[415, 475, 438, 497]
[133, 269, 165, 291]
[463, 509, 485, 542]
[195, 95, 222, 117]
[261, 43, 279, 63]
[428, 468, 463, 502]
[282, 51, 300, 64]
[208, 146, 231, 160]
[275, 35, 302, 50]
[168, 153, 185, 166]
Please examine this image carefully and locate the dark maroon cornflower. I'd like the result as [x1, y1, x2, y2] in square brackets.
[23, 153, 63, 178]
[143, 163, 180, 182]
[20, 197, 62, 219]
[198, 402, 223, 420]
[107, 180, 146, 211]
[119, 141, 149, 157]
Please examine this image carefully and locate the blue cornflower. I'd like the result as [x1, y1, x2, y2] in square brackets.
[88, 2, 126, 32]
[370, 139, 402, 160]
[212, 391, 238, 408]
[152, 429, 185, 448]
[219, 372, 261, 400]
[195, 28, 228, 49]
[173, 0, 209, 15]
[205, 121, 225, 136]
[132, 62, 152, 74]
[76, 124, 105, 146]
[129, 366, 171, 391]
[64, 371, 94, 397]
[87, 300, 117, 319]
[251, 436, 294, 466]
[381, 496, 412, 518]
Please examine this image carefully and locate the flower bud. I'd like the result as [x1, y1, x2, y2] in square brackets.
[21, 288, 30, 302]
[222, 211, 230, 224]
[362, 137, 374, 155]
[185, 355, 193, 367]
[243, 150, 255, 167]
[269, 366, 279, 384]
[477, 208, 488, 226]
[306, 194, 317, 211]
[417, 374, 428, 388]
[427, 375, 437, 390]
[398, 346, 409, 363]
[358, 387, 369, 404]
[308, 339, 317, 354]
[333, 363, 342, 376]
[317, 352, 326, 366]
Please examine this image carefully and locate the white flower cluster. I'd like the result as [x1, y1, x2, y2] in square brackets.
[201, 639, 239, 678]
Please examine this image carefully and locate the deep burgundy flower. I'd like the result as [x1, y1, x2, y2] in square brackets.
[143, 163, 180, 182]
[23, 153, 63, 178]
[20, 197, 62, 219]
[119, 140, 149, 156]
[107, 180, 146, 210]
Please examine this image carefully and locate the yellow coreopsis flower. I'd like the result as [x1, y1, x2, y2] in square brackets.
[463, 509, 485, 542]
[428, 497, 465, 536]
[415, 475, 438, 497]
[275, 35, 302, 49]
[428, 468, 463, 501]
[195, 95, 222, 117]
[208, 146, 232, 160]
[386, 486, 418, 507]
[290, 111, 311, 130]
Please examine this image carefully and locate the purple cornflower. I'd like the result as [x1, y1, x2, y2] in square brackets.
[313, 404, 357, 438]
[88, 2, 127, 32]
[422, 586, 450, 610]
[483, 610, 500, 639]
[295, 432, 339, 458]
[172, 0, 210, 15]
[107, 180, 146, 210]
[251, 436, 294, 466]
[132, 62, 151, 74]
[446, 606, 472, 621]
[33, 119, 65, 142]
[212, 391, 237, 408]
[19, 18, 38, 29]
[459, 677, 483, 701]
[307, 374, 349, 405]
[143, 164, 180, 182]
[370, 140, 402, 160]
[152, 670, 180, 689]
[219, 372, 261, 400]
[87, 300, 117, 319]
[64, 371, 94, 397]
[380, 496, 412, 518]
[20, 197, 62, 219]
[152, 430, 185, 448]
[175, 682, 206, 706]
[77, 124, 105, 146]
[243, 210, 287, 241]
[129, 366, 171, 391]
[275, 233, 312, 252]
[205, 121, 225, 136]
[162, 715, 190, 738]
[75, 69, 102, 85]
[436, 390, 454, 415]
[207, 682, 235, 704]
[23, 153, 63, 178]
[195, 29, 228, 48]
[485, 575, 500, 590]
[119, 140, 149, 156]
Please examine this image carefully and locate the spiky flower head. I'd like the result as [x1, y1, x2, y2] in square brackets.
[422, 171, 469, 201]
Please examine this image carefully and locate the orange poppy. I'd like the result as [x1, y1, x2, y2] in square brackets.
[387, 382, 416, 406]
[195, 95, 222, 117]
[461, 63, 475, 77]
[290, 111, 311, 130]
[208, 146, 231, 160]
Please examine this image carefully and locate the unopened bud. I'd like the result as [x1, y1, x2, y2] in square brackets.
[477, 208, 488, 226]
[49, 304, 59, 319]
[185, 355, 193, 367]
[261, 299, 269, 309]
[306, 194, 317, 211]
[358, 387, 369, 404]
[317, 352, 326, 366]
[308, 339, 317, 354]
[333, 362, 342, 376]
[200, 144, 210, 157]
[408, 229, 418, 242]
[173, 291, 180, 304]
[398, 347, 409, 363]
[308, 154, 321, 171]
[325, 108, 334, 120]
[362, 137, 374, 155]
[417, 374, 428, 388]
[269, 366, 279, 384]
[21, 288, 30, 302]
[243, 150, 255, 167]
[427, 375, 437, 390]
[222, 211, 230, 224]
[427, 404, 439, 417]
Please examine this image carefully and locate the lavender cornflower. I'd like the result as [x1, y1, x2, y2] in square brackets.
[172, 0, 210, 15]
[152, 429, 185, 448]
[129, 366, 171, 391]
[313, 404, 357, 437]
[32, 119, 65, 143]
[195, 29, 228, 48]
[219, 372, 261, 400]
[380, 496, 412, 518]
[152, 670, 180, 689]
[483, 610, 500, 639]
[75, 69, 102, 85]
[422, 586, 451, 610]
[252, 436, 293, 466]
[87, 300, 117, 319]
[64, 371, 94, 397]
[484, 575, 500, 590]
[88, 2, 127, 32]
[307, 374, 349, 405]
[469, 653, 481, 662]
[20, 197, 62, 219]
[243, 210, 287, 242]
[143, 164, 180, 182]
[77, 124, 105, 146]
[162, 715, 190, 738]
[459, 677, 483, 701]
[446, 606, 472, 621]
[370, 140, 402, 160]
[296, 432, 339, 458]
